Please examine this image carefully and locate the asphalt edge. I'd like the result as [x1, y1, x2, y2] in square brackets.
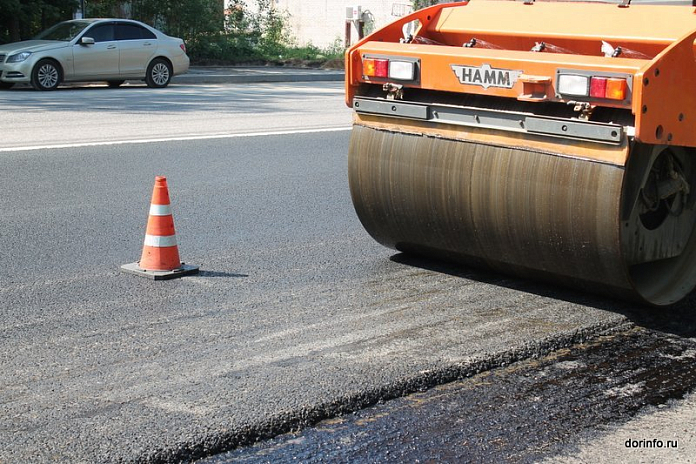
[136, 317, 633, 463]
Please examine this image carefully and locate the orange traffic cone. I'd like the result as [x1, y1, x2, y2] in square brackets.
[121, 176, 199, 280]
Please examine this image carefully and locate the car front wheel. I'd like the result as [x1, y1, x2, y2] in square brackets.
[145, 58, 172, 88]
[31, 59, 61, 91]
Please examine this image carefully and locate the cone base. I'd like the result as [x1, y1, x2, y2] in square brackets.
[120, 262, 199, 280]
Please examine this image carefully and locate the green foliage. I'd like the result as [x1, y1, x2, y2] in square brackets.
[0, 0, 343, 65]
[0, 0, 78, 43]
[412, 0, 440, 10]
[190, 0, 342, 64]
[255, 0, 289, 56]
[85, 0, 225, 40]
[86, 0, 122, 17]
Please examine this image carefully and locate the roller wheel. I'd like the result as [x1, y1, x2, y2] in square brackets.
[348, 123, 696, 305]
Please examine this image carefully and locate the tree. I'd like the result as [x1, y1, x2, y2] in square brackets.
[0, 0, 78, 43]
[0, 0, 223, 44]
[0, 0, 299, 64]
[86, 0, 126, 17]
[412, 0, 440, 10]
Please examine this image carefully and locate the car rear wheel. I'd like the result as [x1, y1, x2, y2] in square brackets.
[0, 82, 14, 89]
[107, 80, 125, 88]
[145, 58, 172, 88]
[31, 59, 61, 91]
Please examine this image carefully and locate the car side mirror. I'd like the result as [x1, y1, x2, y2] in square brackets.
[80, 36, 95, 45]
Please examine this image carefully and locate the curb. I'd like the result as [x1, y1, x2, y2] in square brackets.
[172, 69, 345, 85]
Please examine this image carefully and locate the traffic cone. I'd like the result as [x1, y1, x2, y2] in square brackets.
[121, 176, 199, 280]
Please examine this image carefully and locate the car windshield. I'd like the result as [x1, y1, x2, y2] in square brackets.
[33, 20, 92, 41]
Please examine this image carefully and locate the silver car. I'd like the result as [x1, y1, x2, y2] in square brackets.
[0, 19, 189, 90]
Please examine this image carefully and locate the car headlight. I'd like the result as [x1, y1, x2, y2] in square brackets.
[7, 51, 32, 63]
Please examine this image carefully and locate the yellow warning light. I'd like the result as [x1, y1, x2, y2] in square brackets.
[363, 58, 377, 77]
[605, 78, 627, 100]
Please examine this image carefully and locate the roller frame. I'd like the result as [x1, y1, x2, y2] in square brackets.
[353, 96, 626, 144]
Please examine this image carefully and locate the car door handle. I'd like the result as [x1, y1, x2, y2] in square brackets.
[143, 42, 152, 46]
[107, 45, 117, 49]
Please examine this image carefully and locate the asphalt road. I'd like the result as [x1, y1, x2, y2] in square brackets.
[204, 321, 696, 463]
[0, 82, 693, 462]
[0, 81, 349, 150]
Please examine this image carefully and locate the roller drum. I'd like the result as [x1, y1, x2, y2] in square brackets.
[348, 123, 696, 305]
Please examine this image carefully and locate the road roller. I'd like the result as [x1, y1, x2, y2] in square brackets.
[346, 0, 696, 305]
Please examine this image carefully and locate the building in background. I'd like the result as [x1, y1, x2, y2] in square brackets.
[275, 1, 417, 48]
[274, 1, 415, 48]
[233, 1, 415, 49]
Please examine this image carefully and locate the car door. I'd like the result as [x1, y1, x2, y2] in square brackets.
[72, 23, 119, 78]
[115, 22, 157, 78]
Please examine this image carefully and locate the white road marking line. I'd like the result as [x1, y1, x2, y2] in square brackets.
[0, 127, 353, 153]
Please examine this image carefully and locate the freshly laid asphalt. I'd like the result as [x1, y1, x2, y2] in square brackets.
[205, 322, 696, 463]
[0, 128, 640, 463]
[2, 69, 694, 463]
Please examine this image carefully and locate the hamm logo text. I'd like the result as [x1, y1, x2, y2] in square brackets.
[452, 63, 521, 89]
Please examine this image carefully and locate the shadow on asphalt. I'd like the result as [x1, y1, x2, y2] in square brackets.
[0, 83, 342, 115]
[389, 253, 696, 338]
[199, 253, 696, 463]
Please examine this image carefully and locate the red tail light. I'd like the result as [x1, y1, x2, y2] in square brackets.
[180, 43, 187, 54]
[589, 77, 607, 98]
[364, 58, 389, 78]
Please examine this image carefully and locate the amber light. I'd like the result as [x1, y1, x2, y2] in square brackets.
[363, 58, 389, 78]
[605, 78, 627, 100]
[363, 58, 376, 77]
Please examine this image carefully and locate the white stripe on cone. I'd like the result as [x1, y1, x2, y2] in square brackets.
[149, 204, 173, 216]
[143, 234, 178, 247]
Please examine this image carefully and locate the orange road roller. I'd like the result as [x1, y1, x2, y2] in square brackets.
[345, 0, 696, 305]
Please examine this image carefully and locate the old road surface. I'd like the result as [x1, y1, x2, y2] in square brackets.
[1, 82, 695, 463]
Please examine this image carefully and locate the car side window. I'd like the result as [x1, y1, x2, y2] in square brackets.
[84, 24, 115, 43]
[116, 24, 156, 41]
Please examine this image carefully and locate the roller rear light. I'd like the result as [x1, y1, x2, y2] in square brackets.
[557, 74, 589, 96]
[389, 60, 416, 80]
[363, 58, 389, 78]
[557, 71, 630, 101]
[362, 55, 419, 81]
[589, 77, 607, 98]
[604, 78, 627, 100]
